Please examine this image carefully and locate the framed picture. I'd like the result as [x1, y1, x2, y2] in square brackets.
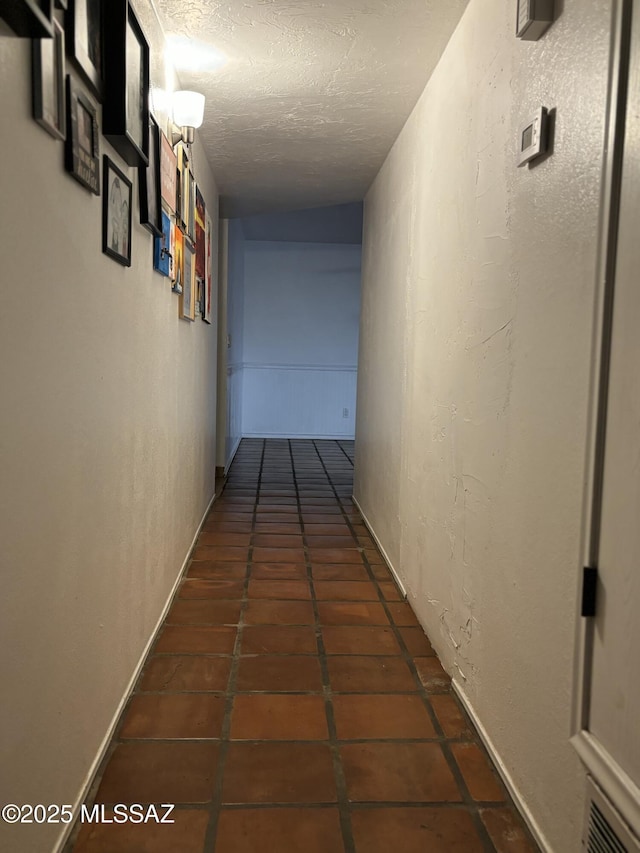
[173, 226, 184, 294]
[1, 0, 53, 38]
[178, 146, 196, 239]
[153, 209, 172, 276]
[195, 187, 205, 279]
[168, 218, 176, 282]
[139, 113, 162, 236]
[175, 164, 181, 222]
[203, 212, 214, 324]
[195, 277, 203, 318]
[103, 1, 149, 166]
[102, 155, 132, 266]
[180, 238, 196, 321]
[67, 0, 103, 100]
[64, 75, 99, 193]
[32, 17, 65, 140]
[159, 131, 177, 213]
[177, 146, 189, 229]
[187, 170, 196, 241]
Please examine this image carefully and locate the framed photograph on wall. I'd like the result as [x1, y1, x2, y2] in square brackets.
[180, 238, 196, 321]
[139, 113, 162, 236]
[187, 171, 196, 241]
[1, 0, 53, 38]
[103, 0, 149, 166]
[177, 145, 189, 230]
[159, 130, 177, 213]
[153, 209, 172, 276]
[64, 75, 99, 193]
[102, 155, 132, 266]
[175, 163, 181, 221]
[195, 276, 203, 318]
[32, 16, 65, 140]
[203, 211, 214, 324]
[195, 186, 205, 278]
[67, 0, 103, 100]
[168, 218, 176, 282]
[173, 226, 184, 294]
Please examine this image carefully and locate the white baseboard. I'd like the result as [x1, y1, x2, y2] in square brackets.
[351, 495, 407, 598]
[452, 679, 552, 853]
[53, 489, 218, 853]
[242, 432, 356, 440]
[225, 435, 242, 473]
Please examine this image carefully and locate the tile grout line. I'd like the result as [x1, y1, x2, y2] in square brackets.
[358, 552, 499, 851]
[202, 438, 266, 853]
[290, 439, 356, 853]
[310, 440, 499, 852]
[335, 439, 355, 469]
[63, 460, 259, 851]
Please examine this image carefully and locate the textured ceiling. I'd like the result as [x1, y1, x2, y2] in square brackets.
[154, 0, 469, 217]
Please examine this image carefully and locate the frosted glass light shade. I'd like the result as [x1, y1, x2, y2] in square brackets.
[173, 91, 205, 129]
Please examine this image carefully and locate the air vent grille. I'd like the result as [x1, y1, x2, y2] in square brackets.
[588, 802, 628, 853]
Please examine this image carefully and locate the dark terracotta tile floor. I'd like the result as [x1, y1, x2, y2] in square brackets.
[67, 438, 538, 853]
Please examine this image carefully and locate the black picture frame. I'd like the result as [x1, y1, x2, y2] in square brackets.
[187, 171, 196, 242]
[103, 1, 149, 167]
[102, 155, 132, 267]
[175, 164, 181, 225]
[67, 0, 103, 101]
[0, 0, 53, 37]
[64, 75, 100, 194]
[32, 17, 66, 140]
[139, 113, 162, 237]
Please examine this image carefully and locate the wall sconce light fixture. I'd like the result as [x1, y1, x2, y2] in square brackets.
[171, 90, 206, 147]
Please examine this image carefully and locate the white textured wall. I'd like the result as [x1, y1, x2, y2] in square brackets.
[355, 1, 611, 850]
[216, 218, 230, 468]
[241, 240, 361, 438]
[225, 218, 246, 465]
[0, 5, 219, 851]
[242, 365, 358, 438]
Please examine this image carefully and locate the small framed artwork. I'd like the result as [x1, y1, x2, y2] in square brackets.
[64, 75, 99, 193]
[195, 277, 203, 318]
[168, 218, 176, 282]
[103, 1, 150, 166]
[32, 17, 65, 140]
[203, 212, 214, 324]
[1, 0, 53, 38]
[187, 171, 196, 241]
[173, 226, 184, 294]
[153, 209, 172, 276]
[180, 238, 196, 321]
[102, 155, 132, 266]
[178, 146, 189, 229]
[175, 164, 181, 223]
[195, 187, 205, 279]
[139, 113, 162, 236]
[67, 0, 103, 100]
[159, 131, 177, 213]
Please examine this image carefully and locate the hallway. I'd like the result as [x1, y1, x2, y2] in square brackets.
[69, 439, 535, 853]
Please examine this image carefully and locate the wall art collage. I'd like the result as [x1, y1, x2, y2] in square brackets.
[4, 0, 214, 323]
